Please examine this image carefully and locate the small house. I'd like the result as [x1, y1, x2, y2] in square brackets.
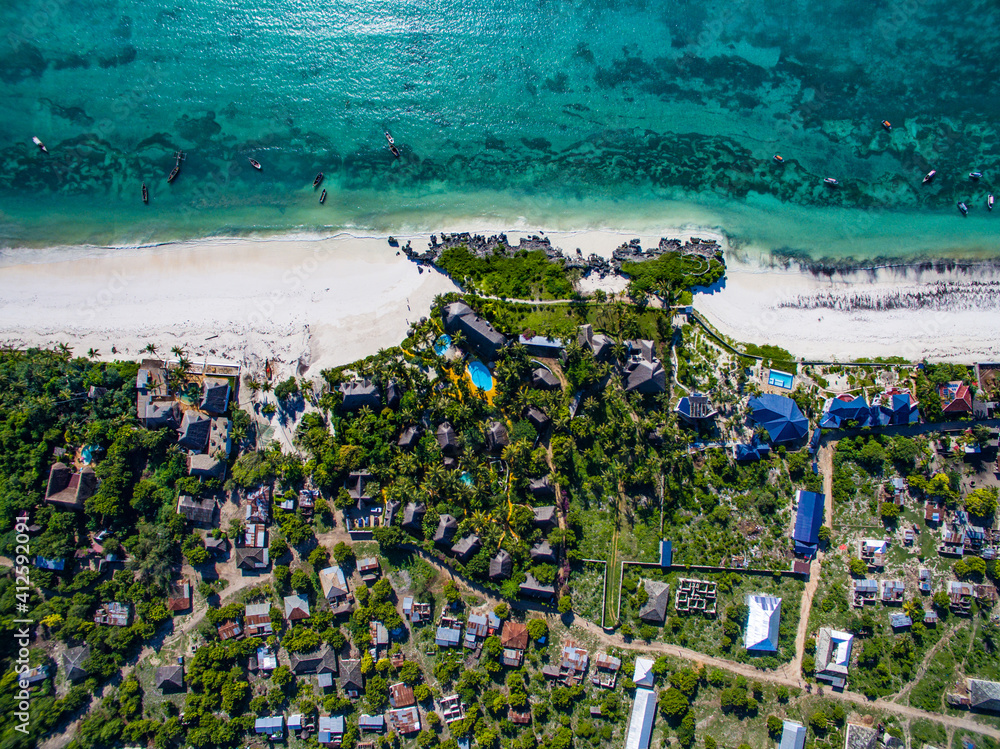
[340, 659, 364, 698]
[155, 665, 185, 693]
[245, 602, 273, 637]
[284, 594, 311, 622]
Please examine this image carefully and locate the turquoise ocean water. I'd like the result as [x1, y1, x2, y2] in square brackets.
[2, 0, 1000, 258]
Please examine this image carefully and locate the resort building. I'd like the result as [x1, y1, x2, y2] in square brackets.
[623, 339, 666, 395]
[819, 394, 871, 429]
[744, 594, 781, 652]
[45, 463, 97, 511]
[442, 302, 507, 360]
[531, 367, 561, 390]
[433, 514, 459, 545]
[578, 324, 613, 361]
[675, 392, 718, 425]
[870, 389, 920, 426]
[339, 380, 382, 411]
[747, 395, 808, 445]
[489, 550, 513, 580]
[939, 381, 973, 414]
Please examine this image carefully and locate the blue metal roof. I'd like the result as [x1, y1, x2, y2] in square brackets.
[659, 540, 672, 567]
[748, 395, 809, 444]
[793, 490, 825, 554]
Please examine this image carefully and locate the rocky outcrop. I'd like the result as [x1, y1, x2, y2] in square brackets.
[396, 232, 723, 283]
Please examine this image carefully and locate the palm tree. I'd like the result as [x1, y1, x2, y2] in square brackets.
[87, 348, 100, 359]
[178, 356, 193, 372]
[144, 343, 157, 354]
[171, 345, 185, 358]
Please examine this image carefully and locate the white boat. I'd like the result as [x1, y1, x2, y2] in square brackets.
[32, 136, 47, 153]
[385, 131, 394, 145]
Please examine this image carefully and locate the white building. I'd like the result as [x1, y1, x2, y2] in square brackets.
[633, 657, 655, 688]
[744, 594, 781, 652]
[625, 688, 657, 749]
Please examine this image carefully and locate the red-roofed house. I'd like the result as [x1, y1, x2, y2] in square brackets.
[939, 381, 973, 414]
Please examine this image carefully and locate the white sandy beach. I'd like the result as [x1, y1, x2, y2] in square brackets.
[0, 228, 998, 379]
[695, 257, 1000, 362]
[0, 234, 459, 382]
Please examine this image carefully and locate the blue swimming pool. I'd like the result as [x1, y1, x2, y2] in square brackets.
[434, 334, 452, 356]
[467, 360, 494, 391]
[768, 370, 794, 389]
[460, 472, 474, 486]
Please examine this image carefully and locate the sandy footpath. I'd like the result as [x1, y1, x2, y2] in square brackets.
[0, 228, 998, 378]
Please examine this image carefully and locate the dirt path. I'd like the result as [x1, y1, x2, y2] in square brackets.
[893, 621, 958, 704]
[779, 442, 834, 682]
[411, 542, 1000, 741]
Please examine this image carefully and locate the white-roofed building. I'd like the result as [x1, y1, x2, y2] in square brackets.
[744, 594, 781, 652]
[625, 688, 657, 749]
[633, 657, 655, 688]
[779, 720, 807, 749]
[814, 628, 854, 688]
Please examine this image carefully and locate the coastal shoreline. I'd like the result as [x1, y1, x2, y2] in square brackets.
[1, 228, 998, 377]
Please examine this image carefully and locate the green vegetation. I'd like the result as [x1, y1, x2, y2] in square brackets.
[436, 245, 576, 299]
[621, 252, 726, 304]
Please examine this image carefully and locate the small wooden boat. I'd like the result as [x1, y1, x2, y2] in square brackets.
[389, 144, 400, 158]
[922, 170, 937, 184]
[167, 165, 180, 183]
[313, 173, 324, 188]
[989, 194, 994, 211]
[773, 154, 784, 163]
[970, 171, 983, 180]
[249, 158, 262, 171]
[958, 202, 969, 216]
[319, 189, 327, 204]
[32, 136, 48, 153]
[265, 360, 273, 379]
[385, 131, 394, 145]
[881, 120, 892, 131]
[142, 182, 148, 204]
[823, 177, 839, 186]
